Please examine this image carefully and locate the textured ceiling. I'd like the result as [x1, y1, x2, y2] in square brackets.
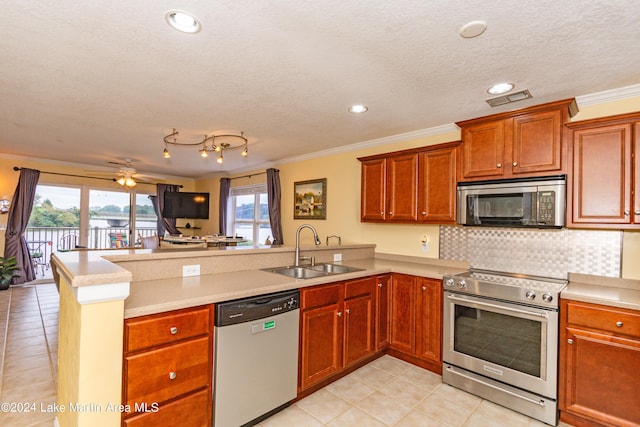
[1, 1, 639, 179]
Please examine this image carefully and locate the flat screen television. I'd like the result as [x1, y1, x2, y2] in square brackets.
[162, 192, 210, 219]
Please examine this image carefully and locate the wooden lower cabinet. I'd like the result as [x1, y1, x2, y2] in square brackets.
[559, 299, 640, 426]
[299, 277, 377, 391]
[389, 273, 442, 373]
[375, 274, 391, 350]
[122, 305, 213, 426]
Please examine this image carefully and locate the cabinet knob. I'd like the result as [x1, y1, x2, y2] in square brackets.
[389, 211, 393, 215]
[624, 210, 630, 216]
[345, 309, 350, 314]
[378, 283, 383, 288]
[635, 210, 640, 215]
[422, 211, 427, 215]
[567, 339, 573, 345]
[422, 286, 426, 291]
[380, 211, 384, 215]
[496, 163, 502, 168]
[512, 161, 518, 167]
[337, 311, 342, 317]
[616, 321, 623, 327]
[169, 371, 177, 380]
[170, 326, 178, 335]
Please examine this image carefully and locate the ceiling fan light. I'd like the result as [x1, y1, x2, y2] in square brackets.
[117, 177, 126, 186]
[125, 178, 136, 188]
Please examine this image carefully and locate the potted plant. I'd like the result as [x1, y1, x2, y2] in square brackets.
[0, 256, 20, 290]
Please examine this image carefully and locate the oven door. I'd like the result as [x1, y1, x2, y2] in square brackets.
[443, 291, 558, 398]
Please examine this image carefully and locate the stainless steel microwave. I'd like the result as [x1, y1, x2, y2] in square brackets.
[457, 175, 566, 228]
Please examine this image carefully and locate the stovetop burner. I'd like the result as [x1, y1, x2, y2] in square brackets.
[443, 269, 567, 308]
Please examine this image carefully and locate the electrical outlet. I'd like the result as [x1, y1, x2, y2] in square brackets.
[183, 264, 200, 277]
[333, 253, 342, 262]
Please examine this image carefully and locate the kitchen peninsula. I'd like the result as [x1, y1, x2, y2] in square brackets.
[50, 244, 468, 427]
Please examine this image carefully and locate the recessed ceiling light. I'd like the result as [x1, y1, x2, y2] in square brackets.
[487, 82, 515, 95]
[165, 11, 201, 33]
[459, 20, 487, 38]
[349, 104, 368, 114]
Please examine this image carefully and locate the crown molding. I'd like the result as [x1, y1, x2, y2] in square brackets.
[576, 83, 640, 106]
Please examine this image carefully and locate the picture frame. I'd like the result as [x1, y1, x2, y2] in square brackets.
[294, 178, 326, 220]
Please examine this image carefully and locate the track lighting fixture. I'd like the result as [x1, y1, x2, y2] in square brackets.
[162, 128, 248, 164]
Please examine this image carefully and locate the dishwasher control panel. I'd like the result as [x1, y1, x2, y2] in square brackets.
[215, 289, 300, 326]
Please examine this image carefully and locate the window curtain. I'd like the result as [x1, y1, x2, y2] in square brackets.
[156, 184, 181, 235]
[4, 168, 40, 284]
[219, 178, 231, 235]
[266, 168, 283, 245]
[148, 195, 165, 237]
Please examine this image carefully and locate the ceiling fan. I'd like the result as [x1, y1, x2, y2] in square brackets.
[88, 159, 165, 188]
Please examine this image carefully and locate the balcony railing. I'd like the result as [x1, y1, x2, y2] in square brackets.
[24, 226, 158, 272]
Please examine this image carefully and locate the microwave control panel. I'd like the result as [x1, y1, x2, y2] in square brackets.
[538, 191, 556, 223]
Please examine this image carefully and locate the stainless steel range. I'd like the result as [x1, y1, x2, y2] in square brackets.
[442, 269, 567, 426]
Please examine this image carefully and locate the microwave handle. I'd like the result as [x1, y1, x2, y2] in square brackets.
[459, 185, 539, 196]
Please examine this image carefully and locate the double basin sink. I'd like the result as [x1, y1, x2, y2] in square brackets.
[264, 263, 364, 279]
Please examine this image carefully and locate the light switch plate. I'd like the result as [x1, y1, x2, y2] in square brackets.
[183, 264, 200, 277]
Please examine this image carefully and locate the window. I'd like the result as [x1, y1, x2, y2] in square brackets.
[228, 184, 271, 245]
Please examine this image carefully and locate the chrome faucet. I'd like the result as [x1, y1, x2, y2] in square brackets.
[295, 224, 321, 266]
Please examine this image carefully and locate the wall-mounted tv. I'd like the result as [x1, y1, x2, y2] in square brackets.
[162, 192, 210, 219]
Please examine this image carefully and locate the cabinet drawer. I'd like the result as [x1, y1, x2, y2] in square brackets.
[344, 277, 375, 299]
[301, 283, 342, 309]
[123, 388, 210, 427]
[566, 301, 640, 338]
[125, 306, 211, 352]
[124, 336, 210, 410]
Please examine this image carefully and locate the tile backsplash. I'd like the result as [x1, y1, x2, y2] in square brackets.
[439, 226, 622, 279]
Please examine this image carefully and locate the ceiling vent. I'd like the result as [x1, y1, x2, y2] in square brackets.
[485, 90, 532, 107]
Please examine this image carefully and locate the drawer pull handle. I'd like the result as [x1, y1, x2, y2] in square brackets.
[567, 339, 573, 345]
[170, 327, 178, 335]
[169, 371, 177, 380]
[616, 321, 623, 327]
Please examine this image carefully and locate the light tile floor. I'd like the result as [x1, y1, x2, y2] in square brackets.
[0, 283, 572, 427]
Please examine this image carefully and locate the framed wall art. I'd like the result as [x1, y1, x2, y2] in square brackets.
[294, 178, 326, 219]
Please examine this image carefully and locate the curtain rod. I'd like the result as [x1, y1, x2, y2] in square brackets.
[13, 166, 183, 188]
[226, 169, 279, 181]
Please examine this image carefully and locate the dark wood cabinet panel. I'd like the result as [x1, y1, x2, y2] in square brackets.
[344, 294, 374, 366]
[418, 145, 458, 223]
[460, 119, 507, 179]
[360, 158, 386, 221]
[390, 274, 417, 353]
[636, 122, 640, 224]
[386, 153, 419, 222]
[375, 274, 391, 350]
[123, 388, 210, 427]
[559, 300, 640, 426]
[512, 109, 563, 174]
[567, 115, 638, 227]
[416, 278, 442, 364]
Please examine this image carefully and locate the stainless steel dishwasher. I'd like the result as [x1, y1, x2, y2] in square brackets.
[213, 289, 300, 427]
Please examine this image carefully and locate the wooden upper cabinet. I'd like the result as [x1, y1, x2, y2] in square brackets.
[386, 153, 419, 222]
[359, 141, 459, 224]
[457, 98, 577, 181]
[418, 145, 458, 223]
[566, 112, 640, 228]
[360, 158, 386, 221]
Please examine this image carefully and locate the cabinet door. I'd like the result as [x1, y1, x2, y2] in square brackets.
[512, 110, 563, 175]
[343, 294, 374, 366]
[386, 153, 419, 222]
[390, 274, 417, 353]
[418, 146, 458, 223]
[461, 119, 506, 179]
[299, 302, 343, 390]
[570, 123, 632, 225]
[635, 122, 640, 224]
[375, 274, 391, 350]
[361, 158, 386, 221]
[561, 327, 640, 426]
[416, 278, 442, 364]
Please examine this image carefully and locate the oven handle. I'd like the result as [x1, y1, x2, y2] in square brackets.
[445, 366, 546, 407]
[446, 293, 549, 319]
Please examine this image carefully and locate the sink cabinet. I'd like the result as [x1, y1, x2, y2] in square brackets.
[122, 305, 213, 426]
[456, 99, 577, 181]
[299, 276, 377, 391]
[359, 141, 459, 224]
[566, 112, 640, 228]
[559, 299, 640, 426]
[388, 273, 442, 373]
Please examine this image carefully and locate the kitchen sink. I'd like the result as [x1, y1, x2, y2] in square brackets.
[263, 263, 363, 279]
[308, 263, 363, 274]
